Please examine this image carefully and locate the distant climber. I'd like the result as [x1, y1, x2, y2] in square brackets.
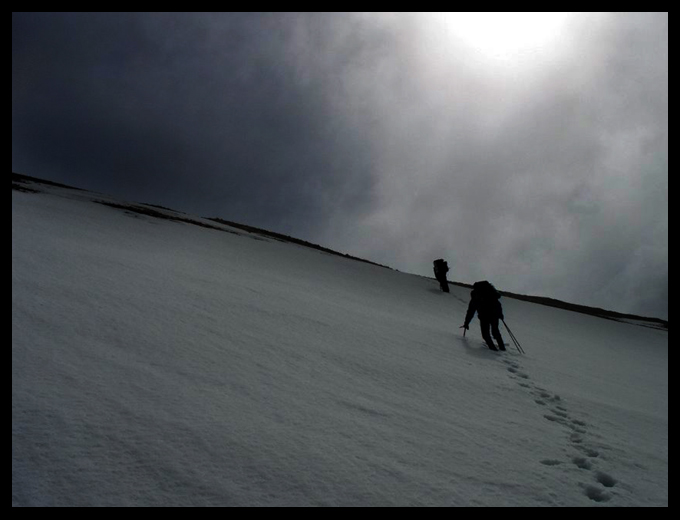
[461, 281, 505, 351]
[433, 259, 450, 293]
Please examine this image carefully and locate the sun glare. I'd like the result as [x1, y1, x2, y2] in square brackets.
[436, 12, 574, 66]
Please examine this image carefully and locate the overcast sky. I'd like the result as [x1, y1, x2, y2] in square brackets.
[12, 12, 668, 319]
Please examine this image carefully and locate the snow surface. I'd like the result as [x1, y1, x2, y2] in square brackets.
[12, 182, 668, 507]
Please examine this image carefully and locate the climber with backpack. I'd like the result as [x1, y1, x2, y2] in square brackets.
[460, 281, 506, 351]
[433, 259, 450, 293]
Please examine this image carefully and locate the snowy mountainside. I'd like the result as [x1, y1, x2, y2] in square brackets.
[12, 175, 668, 506]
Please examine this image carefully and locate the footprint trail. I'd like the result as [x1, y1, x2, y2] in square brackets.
[500, 356, 620, 504]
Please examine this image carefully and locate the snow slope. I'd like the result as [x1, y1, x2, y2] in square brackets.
[12, 179, 668, 506]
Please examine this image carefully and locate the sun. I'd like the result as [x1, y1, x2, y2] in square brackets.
[435, 12, 574, 67]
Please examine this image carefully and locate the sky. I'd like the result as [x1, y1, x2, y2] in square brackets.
[12, 12, 668, 320]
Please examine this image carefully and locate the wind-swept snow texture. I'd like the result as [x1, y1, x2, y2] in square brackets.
[12, 178, 668, 506]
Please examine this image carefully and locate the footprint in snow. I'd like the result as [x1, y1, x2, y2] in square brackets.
[551, 408, 569, 419]
[502, 358, 520, 368]
[576, 446, 600, 458]
[583, 484, 612, 503]
[572, 456, 593, 470]
[595, 471, 618, 488]
[570, 432, 586, 445]
[581, 473, 618, 503]
[502, 358, 530, 380]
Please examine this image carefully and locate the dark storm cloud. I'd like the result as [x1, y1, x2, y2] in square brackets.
[12, 12, 380, 235]
[13, 13, 667, 319]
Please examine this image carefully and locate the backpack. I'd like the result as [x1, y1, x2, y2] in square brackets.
[433, 259, 448, 274]
[473, 281, 500, 300]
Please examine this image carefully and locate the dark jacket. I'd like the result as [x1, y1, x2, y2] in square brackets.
[464, 282, 503, 327]
[433, 259, 449, 280]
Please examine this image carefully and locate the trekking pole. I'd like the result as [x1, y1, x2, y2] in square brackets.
[502, 320, 525, 354]
[509, 322, 525, 354]
[505, 325, 524, 354]
[507, 324, 524, 355]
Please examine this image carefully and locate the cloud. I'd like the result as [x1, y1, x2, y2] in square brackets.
[318, 13, 668, 318]
[12, 13, 667, 319]
[12, 13, 379, 235]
